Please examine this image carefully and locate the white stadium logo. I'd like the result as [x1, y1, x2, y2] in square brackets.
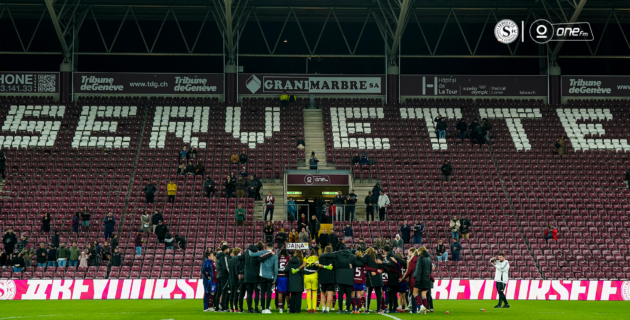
[621, 281, 630, 301]
[246, 75, 262, 93]
[0, 280, 17, 300]
[494, 19, 519, 44]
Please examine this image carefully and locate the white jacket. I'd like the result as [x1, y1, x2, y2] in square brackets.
[377, 194, 390, 208]
[492, 259, 510, 284]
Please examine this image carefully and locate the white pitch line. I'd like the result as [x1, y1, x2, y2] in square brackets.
[380, 313, 404, 320]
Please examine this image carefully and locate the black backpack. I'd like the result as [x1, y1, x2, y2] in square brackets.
[554, 141, 561, 149]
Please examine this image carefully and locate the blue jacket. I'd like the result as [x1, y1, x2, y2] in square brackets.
[103, 217, 116, 232]
[250, 250, 278, 282]
[360, 156, 369, 165]
[400, 225, 411, 239]
[239, 170, 249, 177]
[201, 259, 214, 281]
[413, 223, 424, 237]
[450, 242, 462, 255]
[287, 201, 297, 219]
[48, 248, 57, 261]
[343, 227, 353, 237]
[180, 150, 187, 158]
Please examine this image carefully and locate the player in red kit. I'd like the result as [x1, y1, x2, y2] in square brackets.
[352, 251, 367, 313]
[275, 249, 291, 313]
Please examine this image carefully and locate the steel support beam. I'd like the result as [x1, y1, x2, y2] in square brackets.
[388, 0, 412, 62]
[44, 0, 70, 58]
[550, 0, 588, 61]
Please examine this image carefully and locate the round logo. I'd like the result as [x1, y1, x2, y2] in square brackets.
[304, 175, 314, 185]
[528, 19, 554, 44]
[494, 19, 519, 44]
[0, 280, 16, 300]
[621, 281, 630, 301]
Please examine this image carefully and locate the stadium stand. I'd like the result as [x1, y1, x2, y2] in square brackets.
[1, 97, 629, 281]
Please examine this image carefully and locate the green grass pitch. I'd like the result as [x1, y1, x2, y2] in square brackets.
[1, 300, 629, 319]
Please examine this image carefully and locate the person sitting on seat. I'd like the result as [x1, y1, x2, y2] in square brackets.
[351, 152, 360, 165]
[297, 136, 305, 149]
[239, 166, 249, 178]
[185, 161, 196, 175]
[360, 153, 369, 166]
[230, 152, 239, 164]
[195, 162, 205, 175]
[309, 153, 319, 170]
[177, 163, 187, 175]
[280, 91, 289, 107]
[239, 150, 248, 164]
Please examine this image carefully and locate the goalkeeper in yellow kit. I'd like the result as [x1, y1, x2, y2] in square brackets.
[304, 249, 326, 313]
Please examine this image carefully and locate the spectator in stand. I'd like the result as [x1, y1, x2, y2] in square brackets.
[109, 248, 122, 267]
[365, 191, 375, 221]
[111, 234, 119, 252]
[72, 212, 80, 233]
[315, 197, 325, 221]
[167, 180, 177, 204]
[236, 176, 247, 198]
[450, 238, 462, 262]
[0, 151, 5, 181]
[134, 230, 144, 255]
[47, 244, 57, 267]
[164, 233, 175, 250]
[155, 221, 168, 244]
[21, 247, 33, 268]
[400, 221, 411, 244]
[89, 241, 101, 266]
[185, 161, 196, 175]
[297, 136, 305, 150]
[460, 216, 472, 240]
[224, 175, 235, 199]
[334, 191, 345, 221]
[151, 210, 163, 233]
[441, 160, 453, 182]
[138, 210, 150, 234]
[297, 213, 308, 233]
[343, 223, 353, 242]
[299, 228, 310, 243]
[195, 162, 205, 175]
[102, 241, 111, 261]
[346, 189, 358, 221]
[468, 119, 479, 143]
[1, 252, 7, 268]
[239, 166, 249, 178]
[179, 146, 187, 162]
[288, 92, 296, 103]
[264, 192, 275, 221]
[80, 207, 91, 228]
[556, 136, 565, 159]
[69, 243, 80, 267]
[254, 174, 263, 200]
[309, 216, 321, 242]
[16, 235, 27, 253]
[357, 238, 367, 251]
[450, 216, 460, 240]
[41, 214, 50, 233]
[230, 152, 240, 165]
[78, 250, 89, 268]
[482, 118, 493, 144]
[264, 222, 274, 244]
[373, 235, 384, 250]
[12, 253, 24, 273]
[351, 152, 361, 165]
[177, 163, 187, 175]
[318, 229, 329, 248]
[435, 240, 447, 262]
[413, 220, 425, 245]
[288, 229, 299, 243]
[35, 243, 47, 267]
[51, 231, 60, 249]
[247, 176, 257, 199]
[437, 117, 447, 140]
[626, 169, 630, 190]
[377, 190, 390, 221]
[235, 204, 245, 226]
[393, 234, 404, 252]
[275, 228, 287, 248]
[360, 153, 369, 166]
[280, 91, 290, 108]
[204, 176, 216, 198]
[144, 181, 156, 203]
[175, 234, 186, 250]
[239, 150, 248, 165]
[544, 225, 558, 243]
[456, 119, 467, 143]
[188, 146, 197, 160]
[287, 197, 297, 221]
[372, 183, 382, 203]
[103, 212, 116, 240]
[309, 153, 319, 170]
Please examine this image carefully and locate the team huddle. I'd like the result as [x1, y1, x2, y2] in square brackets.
[201, 241, 511, 314]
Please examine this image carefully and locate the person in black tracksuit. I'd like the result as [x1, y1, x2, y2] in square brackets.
[235, 249, 246, 312]
[239, 243, 271, 313]
[363, 247, 385, 313]
[382, 246, 407, 313]
[0, 151, 6, 181]
[228, 248, 242, 312]
[317, 246, 336, 313]
[287, 251, 305, 313]
[215, 245, 231, 311]
[365, 191, 375, 221]
[320, 244, 362, 314]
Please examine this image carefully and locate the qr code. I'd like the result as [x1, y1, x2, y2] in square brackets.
[37, 74, 57, 93]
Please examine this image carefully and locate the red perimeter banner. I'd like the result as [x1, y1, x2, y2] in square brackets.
[73, 73, 223, 94]
[238, 74, 385, 95]
[562, 76, 630, 97]
[401, 75, 547, 96]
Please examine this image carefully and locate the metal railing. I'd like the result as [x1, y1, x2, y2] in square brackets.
[260, 203, 387, 222]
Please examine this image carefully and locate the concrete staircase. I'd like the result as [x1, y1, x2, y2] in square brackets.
[253, 181, 285, 221]
[352, 180, 380, 221]
[301, 109, 335, 170]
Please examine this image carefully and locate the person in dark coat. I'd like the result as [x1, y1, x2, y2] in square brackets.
[297, 214, 308, 233]
[51, 231, 60, 249]
[400, 221, 411, 244]
[2, 229, 17, 254]
[35, 243, 48, 267]
[239, 243, 272, 313]
[436, 118, 447, 140]
[0, 151, 6, 181]
[372, 184, 382, 204]
[316, 245, 336, 312]
[365, 191, 375, 221]
[474, 125, 485, 146]
[227, 248, 242, 311]
[254, 174, 263, 200]
[412, 246, 433, 314]
[441, 160, 452, 181]
[155, 221, 168, 243]
[80, 207, 91, 228]
[309, 216, 321, 241]
[275, 229, 287, 248]
[315, 197, 325, 221]
[481, 118, 492, 144]
[239, 150, 248, 164]
[144, 181, 156, 203]
[224, 175, 235, 199]
[318, 229, 329, 248]
[456, 119, 467, 143]
[203, 176, 216, 198]
[382, 246, 407, 312]
[103, 212, 116, 240]
[320, 244, 362, 314]
[287, 250, 305, 313]
[361, 247, 385, 313]
[460, 217, 472, 240]
[351, 152, 361, 165]
[41, 214, 51, 233]
[327, 231, 339, 251]
[151, 210, 163, 233]
[109, 248, 122, 266]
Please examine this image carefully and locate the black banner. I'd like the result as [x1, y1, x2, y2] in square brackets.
[73, 73, 223, 94]
[562, 76, 630, 96]
[401, 75, 547, 96]
[0, 72, 59, 94]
